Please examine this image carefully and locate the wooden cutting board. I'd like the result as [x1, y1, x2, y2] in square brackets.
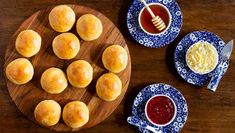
[4, 4, 131, 132]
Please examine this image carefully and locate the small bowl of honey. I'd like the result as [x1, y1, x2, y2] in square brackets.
[138, 3, 172, 36]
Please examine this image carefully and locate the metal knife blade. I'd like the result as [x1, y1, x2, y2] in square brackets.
[222, 40, 233, 61]
[207, 40, 233, 92]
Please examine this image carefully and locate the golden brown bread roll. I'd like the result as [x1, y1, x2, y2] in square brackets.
[5, 58, 34, 85]
[49, 5, 76, 32]
[102, 45, 128, 73]
[15, 30, 41, 57]
[62, 101, 89, 128]
[67, 60, 93, 88]
[34, 100, 61, 127]
[40, 67, 68, 94]
[52, 32, 80, 60]
[76, 14, 103, 41]
[96, 73, 122, 101]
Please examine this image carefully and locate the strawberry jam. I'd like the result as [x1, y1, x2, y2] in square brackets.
[146, 96, 175, 125]
[140, 4, 170, 34]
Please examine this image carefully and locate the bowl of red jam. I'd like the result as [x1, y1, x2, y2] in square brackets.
[138, 3, 172, 36]
[145, 94, 176, 126]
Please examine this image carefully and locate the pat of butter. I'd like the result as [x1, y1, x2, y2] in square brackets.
[186, 41, 218, 74]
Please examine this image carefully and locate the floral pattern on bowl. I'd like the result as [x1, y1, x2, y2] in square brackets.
[127, 0, 182, 48]
[130, 83, 188, 133]
[174, 31, 225, 86]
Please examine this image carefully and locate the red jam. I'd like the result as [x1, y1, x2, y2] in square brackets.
[140, 4, 170, 34]
[146, 96, 175, 125]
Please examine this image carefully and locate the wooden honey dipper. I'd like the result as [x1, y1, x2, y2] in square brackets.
[139, 0, 166, 31]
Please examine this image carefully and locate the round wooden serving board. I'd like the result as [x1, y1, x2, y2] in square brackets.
[4, 4, 131, 132]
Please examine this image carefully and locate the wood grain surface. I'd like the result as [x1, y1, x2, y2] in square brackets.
[3, 4, 131, 132]
[0, 0, 235, 133]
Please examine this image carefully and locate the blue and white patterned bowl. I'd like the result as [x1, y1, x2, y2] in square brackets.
[130, 83, 188, 133]
[174, 31, 226, 86]
[127, 0, 182, 48]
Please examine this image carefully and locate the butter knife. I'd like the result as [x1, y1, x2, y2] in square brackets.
[127, 116, 162, 133]
[208, 40, 233, 92]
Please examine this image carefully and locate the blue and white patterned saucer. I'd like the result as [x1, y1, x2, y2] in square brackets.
[127, 0, 182, 48]
[174, 31, 226, 86]
[130, 83, 188, 133]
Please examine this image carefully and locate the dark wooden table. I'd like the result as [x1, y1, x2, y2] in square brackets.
[0, 0, 235, 133]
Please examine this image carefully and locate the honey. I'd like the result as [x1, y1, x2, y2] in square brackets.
[140, 4, 170, 34]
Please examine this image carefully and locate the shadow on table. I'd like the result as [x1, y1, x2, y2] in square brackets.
[122, 83, 150, 130]
[165, 31, 188, 82]
[117, 0, 138, 45]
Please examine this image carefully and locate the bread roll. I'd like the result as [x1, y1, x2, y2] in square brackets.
[6, 58, 34, 85]
[34, 100, 61, 127]
[76, 14, 103, 41]
[62, 101, 89, 128]
[96, 73, 122, 101]
[67, 60, 93, 88]
[15, 30, 41, 57]
[102, 45, 128, 73]
[40, 67, 68, 94]
[49, 5, 76, 32]
[52, 32, 80, 60]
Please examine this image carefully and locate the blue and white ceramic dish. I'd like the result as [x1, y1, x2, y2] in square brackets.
[127, 0, 183, 48]
[174, 31, 227, 86]
[128, 83, 188, 133]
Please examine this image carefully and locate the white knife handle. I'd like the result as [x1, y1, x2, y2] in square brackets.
[127, 116, 162, 133]
[207, 61, 228, 92]
[208, 69, 223, 92]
